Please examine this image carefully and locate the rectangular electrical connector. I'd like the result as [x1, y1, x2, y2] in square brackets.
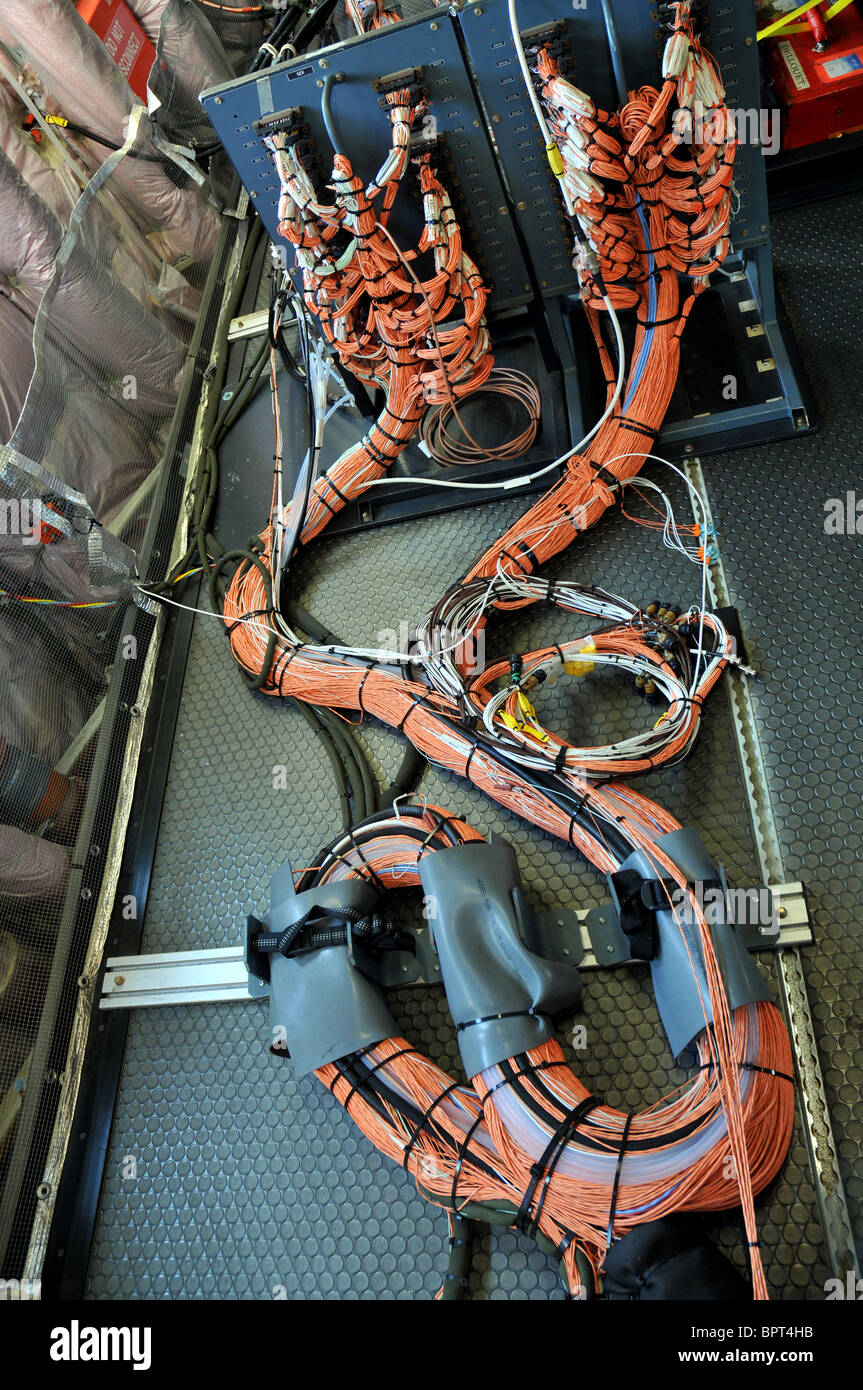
[253, 106, 302, 135]
[373, 65, 424, 96]
[519, 20, 566, 47]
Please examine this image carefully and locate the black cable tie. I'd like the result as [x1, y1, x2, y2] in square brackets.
[554, 744, 568, 774]
[396, 692, 426, 734]
[375, 425, 407, 447]
[699, 1060, 794, 1085]
[483, 1058, 570, 1103]
[618, 419, 658, 440]
[450, 1112, 487, 1212]
[274, 643, 305, 693]
[418, 812, 461, 858]
[346, 830, 387, 892]
[321, 472, 349, 504]
[457, 1008, 550, 1034]
[517, 1094, 604, 1238]
[605, 1110, 634, 1249]
[402, 1079, 464, 1170]
[328, 1042, 378, 1093]
[464, 742, 480, 782]
[500, 547, 532, 578]
[225, 605, 272, 635]
[341, 1046, 421, 1114]
[637, 313, 680, 330]
[357, 667, 371, 714]
[590, 460, 622, 493]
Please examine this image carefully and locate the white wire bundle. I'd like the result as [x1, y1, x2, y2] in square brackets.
[414, 566, 733, 781]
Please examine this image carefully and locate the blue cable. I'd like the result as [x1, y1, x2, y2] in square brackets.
[623, 200, 657, 413]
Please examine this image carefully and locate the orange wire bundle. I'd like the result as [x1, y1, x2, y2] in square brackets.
[212, 1, 794, 1298]
[265, 90, 496, 542]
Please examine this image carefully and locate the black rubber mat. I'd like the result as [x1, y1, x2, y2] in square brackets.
[85, 192, 863, 1300]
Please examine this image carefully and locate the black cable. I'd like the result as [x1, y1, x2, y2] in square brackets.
[250, 2, 302, 70]
[321, 73, 344, 158]
[379, 745, 426, 810]
[439, 1213, 474, 1301]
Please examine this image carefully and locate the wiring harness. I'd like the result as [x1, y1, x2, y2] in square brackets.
[263, 82, 538, 542]
[253, 804, 793, 1299]
[144, 0, 797, 1299]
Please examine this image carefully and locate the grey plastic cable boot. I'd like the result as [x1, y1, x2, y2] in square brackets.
[263, 868, 396, 1077]
[612, 827, 770, 1058]
[418, 838, 583, 1079]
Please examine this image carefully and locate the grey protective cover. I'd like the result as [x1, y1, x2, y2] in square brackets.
[418, 838, 583, 1079]
[627, 828, 771, 1058]
[265, 871, 395, 1077]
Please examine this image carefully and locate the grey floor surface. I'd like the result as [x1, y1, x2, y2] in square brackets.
[85, 191, 863, 1300]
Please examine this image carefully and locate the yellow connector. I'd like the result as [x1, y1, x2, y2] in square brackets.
[564, 638, 597, 678]
[501, 711, 520, 731]
[520, 723, 550, 744]
[516, 690, 536, 719]
[546, 142, 565, 177]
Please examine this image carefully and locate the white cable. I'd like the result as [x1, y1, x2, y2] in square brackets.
[507, 0, 575, 215]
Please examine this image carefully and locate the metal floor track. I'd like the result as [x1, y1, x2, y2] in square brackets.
[85, 192, 863, 1301]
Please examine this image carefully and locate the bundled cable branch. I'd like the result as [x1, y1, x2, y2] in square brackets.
[262, 80, 537, 544]
[465, 0, 738, 583]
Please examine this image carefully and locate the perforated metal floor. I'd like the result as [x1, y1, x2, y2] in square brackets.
[85, 192, 863, 1300]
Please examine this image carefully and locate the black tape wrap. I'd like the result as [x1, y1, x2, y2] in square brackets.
[418, 838, 583, 1079]
[602, 1216, 752, 1301]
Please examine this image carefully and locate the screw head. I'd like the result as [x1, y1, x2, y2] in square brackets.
[115, 976, 126, 987]
[430, 19, 438, 28]
[319, 58, 328, 69]
[214, 96, 223, 105]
